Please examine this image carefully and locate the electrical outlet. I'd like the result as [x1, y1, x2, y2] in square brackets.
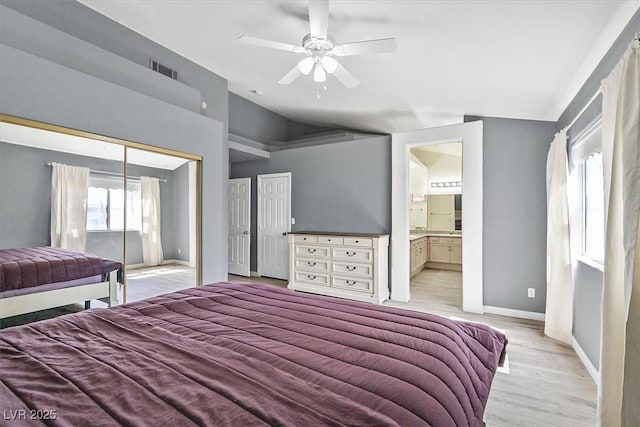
[291, 217, 296, 225]
[178, 248, 181, 255]
[528, 288, 535, 298]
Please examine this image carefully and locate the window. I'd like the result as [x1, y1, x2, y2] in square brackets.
[86, 175, 141, 231]
[583, 152, 604, 262]
[87, 187, 108, 231]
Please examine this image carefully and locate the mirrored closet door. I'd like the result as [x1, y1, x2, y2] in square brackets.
[0, 117, 201, 313]
[124, 147, 199, 301]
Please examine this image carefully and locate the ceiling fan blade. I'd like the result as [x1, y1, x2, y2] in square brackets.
[332, 62, 359, 88]
[332, 38, 397, 57]
[308, 0, 329, 39]
[239, 35, 305, 53]
[278, 65, 302, 85]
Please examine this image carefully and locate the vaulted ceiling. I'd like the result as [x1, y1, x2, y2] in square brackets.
[80, 0, 639, 133]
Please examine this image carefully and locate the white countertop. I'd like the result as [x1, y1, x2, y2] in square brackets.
[409, 232, 462, 241]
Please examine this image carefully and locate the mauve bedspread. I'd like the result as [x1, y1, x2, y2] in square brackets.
[0, 247, 122, 293]
[0, 282, 507, 426]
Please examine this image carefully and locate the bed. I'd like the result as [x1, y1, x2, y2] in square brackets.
[0, 282, 506, 426]
[0, 247, 122, 319]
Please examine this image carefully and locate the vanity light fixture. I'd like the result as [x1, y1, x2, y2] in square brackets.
[431, 181, 462, 188]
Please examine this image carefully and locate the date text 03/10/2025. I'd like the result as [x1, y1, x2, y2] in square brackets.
[3, 409, 57, 421]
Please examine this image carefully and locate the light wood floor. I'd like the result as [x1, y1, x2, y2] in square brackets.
[126, 264, 196, 302]
[3, 268, 597, 425]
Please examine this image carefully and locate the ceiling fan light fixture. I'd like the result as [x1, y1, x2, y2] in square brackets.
[320, 56, 338, 74]
[297, 57, 315, 75]
[313, 63, 326, 82]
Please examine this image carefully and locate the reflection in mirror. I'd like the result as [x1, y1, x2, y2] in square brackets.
[124, 147, 198, 302]
[409, 142, 462, 232]
[0, 120, 124, 325]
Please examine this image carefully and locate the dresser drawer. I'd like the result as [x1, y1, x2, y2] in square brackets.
[295, 271, 329, 286]
[317, 236, 343, 245]
[295, 245, 329, 258]
[295, 258, 330, 273]
[332, 247, 373, 262]
[343, 237, 373, 248]
[295, 235, 317, 244]
[332, 276, 373, 293]
[332, 261, 372, 277]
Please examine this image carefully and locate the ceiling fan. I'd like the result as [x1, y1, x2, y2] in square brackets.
[239, 0, 396, 89]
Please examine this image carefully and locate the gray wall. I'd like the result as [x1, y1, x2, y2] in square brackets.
[0, 142, 190, 265]
[229, 92, 336, 144]
[555, 7, 640, 370]
[572, 262, 604, 368]
[1, 0, 228, 132]
[231, 135, 391, 271]
[172, 162, 191, 263]
[0, 2, 228, 282]
[466, 116, 557, 313]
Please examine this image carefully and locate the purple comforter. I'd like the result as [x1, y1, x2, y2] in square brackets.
[0, 247, 122, 293]
[0, 282, 506, 426]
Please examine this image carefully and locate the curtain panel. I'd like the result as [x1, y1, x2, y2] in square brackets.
[141, 176, 164, 266]
[598, 38, 639, 427]
[50, 163, 90, 253]
[545, 131, 574, 344]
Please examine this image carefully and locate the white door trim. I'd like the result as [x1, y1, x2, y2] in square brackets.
[228, 177, 251, 277]
[257, 172, 292, 278]
[391, 121, 484, 313]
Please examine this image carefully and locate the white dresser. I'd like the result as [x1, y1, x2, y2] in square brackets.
[287, 232, 389, 304]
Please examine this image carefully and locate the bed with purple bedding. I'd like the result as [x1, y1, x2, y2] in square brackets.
[0, 247, 122, 294]
[0, 282, 506, 426]
[0, 247, 122, 318]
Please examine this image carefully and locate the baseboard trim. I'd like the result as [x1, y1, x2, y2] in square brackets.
[571, 335, 599, 385]
[483, 305, 545, 321]
[162, 259, 190, 267]
[127, 260, 189, 270]
[250, 271, 260, 277]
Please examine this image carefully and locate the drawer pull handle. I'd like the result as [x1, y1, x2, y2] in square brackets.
[346, 280, 356, 286]
[307, 262, 317, 266]
[355, 240, 359, 243]
[308, 248, 316, 253]
[328, 239, 331, 242]
[307, 275, 316, 280]
[346, 265, 356, 271]
[346, 251, 356, 257]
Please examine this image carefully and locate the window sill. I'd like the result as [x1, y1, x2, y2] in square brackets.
[87, 230, 141, 233]
[578, 256, 604, 272]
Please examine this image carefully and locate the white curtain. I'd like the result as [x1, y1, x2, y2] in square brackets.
[141, 176, 164, 266]
[598, 39, 639, 426]
[544, 131, 574, 344]
[50, 163, 89, 252]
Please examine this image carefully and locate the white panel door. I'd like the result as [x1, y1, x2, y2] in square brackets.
[228, 178, 251, 276]
[258, 173, 291, 280]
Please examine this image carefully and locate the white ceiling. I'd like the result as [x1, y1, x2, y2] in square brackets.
[79, 0, 639, 133]
[0, 122, 189, 170]
[412, 142, 462, 157]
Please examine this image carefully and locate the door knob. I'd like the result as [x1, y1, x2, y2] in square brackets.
[243, 231, 250, 235]
[282, 232, 288, 236]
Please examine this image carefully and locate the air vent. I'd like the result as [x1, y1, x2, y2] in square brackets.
[150, 59, 177, 80]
